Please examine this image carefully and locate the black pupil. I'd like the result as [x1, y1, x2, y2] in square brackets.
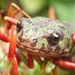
[17, 22, 22, 32]
[47, 33, 60, 45]
[53, 35, 59, 42]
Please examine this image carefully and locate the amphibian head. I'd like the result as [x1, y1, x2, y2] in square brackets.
[17, 17, 73, 58]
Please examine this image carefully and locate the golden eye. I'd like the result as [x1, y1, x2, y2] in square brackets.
[47, 32, 60, 46]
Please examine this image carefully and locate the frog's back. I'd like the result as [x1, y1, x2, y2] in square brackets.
[63, 21, 75, 33]
[21, 17, 71, 39]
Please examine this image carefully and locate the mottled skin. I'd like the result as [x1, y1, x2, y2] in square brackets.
[17, 17, 75, 61]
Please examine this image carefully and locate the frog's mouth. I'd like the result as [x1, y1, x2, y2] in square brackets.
[17, 38, 70, 58]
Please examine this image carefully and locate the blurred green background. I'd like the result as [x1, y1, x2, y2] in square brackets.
[0, 0, 75, 20]
[0, 0, 75, 75]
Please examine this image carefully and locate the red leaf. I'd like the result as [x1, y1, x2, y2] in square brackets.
[27, 53, 34, 69]
[53, 59, 75, 70]
[0, 33, 9, 42]
[10, 55, 18, 75]
[4, 16, 19, 25]
[8, 27, 17, 60]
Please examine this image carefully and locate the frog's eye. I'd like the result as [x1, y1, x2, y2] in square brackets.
[30, 36, 37, 46]
[47, 32, 60, 46]
[17, 22, 22, 32]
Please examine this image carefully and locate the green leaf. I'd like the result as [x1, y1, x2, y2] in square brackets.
[19, 0, 47, 15]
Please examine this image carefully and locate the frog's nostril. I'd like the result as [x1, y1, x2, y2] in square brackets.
[30, 36, 37, 46]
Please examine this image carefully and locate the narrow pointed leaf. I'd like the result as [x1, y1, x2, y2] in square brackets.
[27, 53, 34, 69]
[8, 27, 17, 60]
[0, 33, 9, 42]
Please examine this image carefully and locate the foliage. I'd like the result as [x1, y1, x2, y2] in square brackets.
[19, 0, 75, 20]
